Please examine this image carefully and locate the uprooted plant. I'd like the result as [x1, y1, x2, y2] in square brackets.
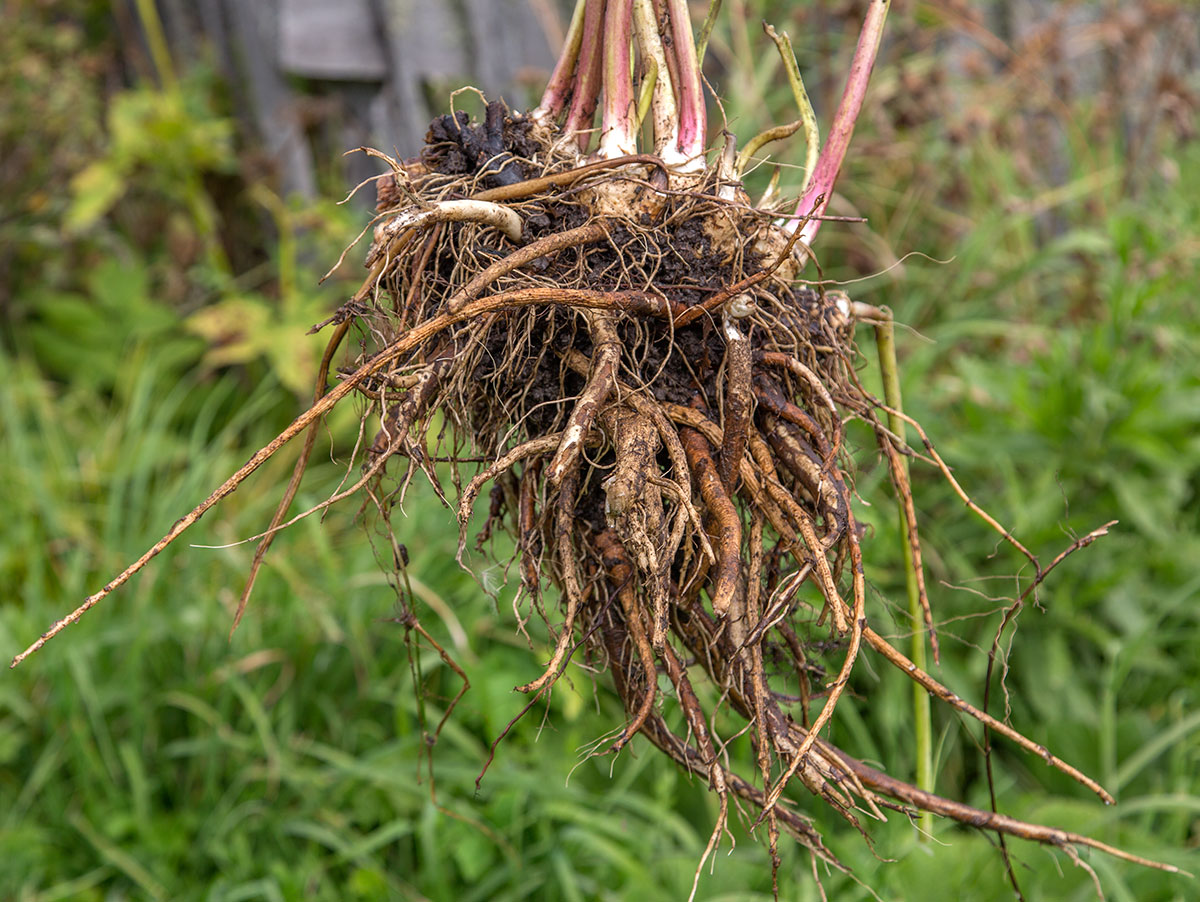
[15, 0, 1184, 895]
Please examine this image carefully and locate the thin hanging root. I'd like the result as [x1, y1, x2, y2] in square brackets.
[232, 318, 351, 637]
[596, 530, 658, 751]
[841, 364, 1040, 569]
[457, 434, 562, 555]
[861, 626, 1115, 804]
[548, 312, 621, 485]
[394, 606, 471, 748]
[518, 460, 544, 597]
[902, 404, 1037, 565]
[876, 426, 937, 660]
[516, 463, 584, 695]
[746, 432, 849, 632]
[659, 639, 733, 902]
[744, 511, 781, 882]
[979, 519, 1120, 891]
[680, 426, 741, 616]
[762, 524, 865, 818]
[835, 742, 1185, 874]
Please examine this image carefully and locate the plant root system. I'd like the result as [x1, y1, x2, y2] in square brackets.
[270, 102, 1174, 883]
[15, 2, 1184, 893]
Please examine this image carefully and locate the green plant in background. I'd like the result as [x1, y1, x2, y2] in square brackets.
[0, 2, 108, 318]
[186, 187, 354, 398]
[63, 69, 234, 247]
[2, 2, 1198, 900]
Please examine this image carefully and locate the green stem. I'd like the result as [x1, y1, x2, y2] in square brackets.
[695, 0, 724, 66]
[635, 57, 658, 133]
[763, 23, 819, 193]
[134, 0, 178, 93]
[874, 307, 934, 841]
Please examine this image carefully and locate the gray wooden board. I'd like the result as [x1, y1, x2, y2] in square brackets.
[279, 0, 387, 80]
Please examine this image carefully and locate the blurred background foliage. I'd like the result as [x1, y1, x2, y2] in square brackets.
[1, 0, 1198, 899]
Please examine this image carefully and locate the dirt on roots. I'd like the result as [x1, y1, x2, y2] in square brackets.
[239, 100, 1178, 884]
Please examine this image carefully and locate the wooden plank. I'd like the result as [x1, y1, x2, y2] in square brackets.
[279, 0, 387, 80]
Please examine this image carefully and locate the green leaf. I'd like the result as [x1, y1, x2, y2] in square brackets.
[64, 159, 126, 232]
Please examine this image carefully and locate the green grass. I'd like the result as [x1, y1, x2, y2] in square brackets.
[3, 5, 1199, 900]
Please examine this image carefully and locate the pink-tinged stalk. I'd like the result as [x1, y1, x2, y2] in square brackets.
[787, 0, 890, 245]
[564, 0, 608, 150]
[632, 0, 679, 159]
[534, 0, 588, 123]
[663, 0, 706, 165]
[599, 0, 636, 157]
